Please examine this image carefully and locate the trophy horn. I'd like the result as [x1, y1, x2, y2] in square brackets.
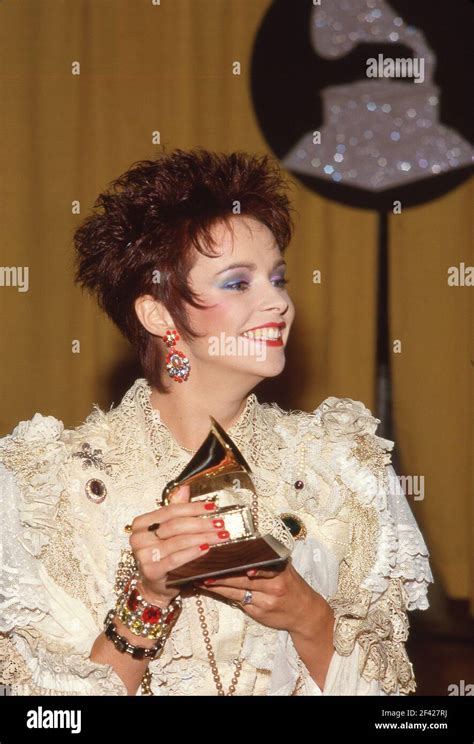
[161, 416, 255, 506]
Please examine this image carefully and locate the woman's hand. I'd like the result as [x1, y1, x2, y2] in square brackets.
[128, 484, 229, 606]
[195, 561, 328, 636]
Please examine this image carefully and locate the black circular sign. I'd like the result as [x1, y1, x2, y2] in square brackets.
[251, 0, 473, 211]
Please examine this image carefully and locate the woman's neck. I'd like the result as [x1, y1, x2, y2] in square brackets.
[149, 380, 254, 452]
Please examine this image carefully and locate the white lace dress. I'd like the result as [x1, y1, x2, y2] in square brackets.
[0, 378, 433, 696]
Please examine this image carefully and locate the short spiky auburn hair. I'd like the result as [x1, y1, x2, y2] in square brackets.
[73, 147, 296, 392]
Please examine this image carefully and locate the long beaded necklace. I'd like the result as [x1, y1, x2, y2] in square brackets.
[141, 441, 259, 696]
[193, 487, 259, 696]
[141, 485, 259, 696]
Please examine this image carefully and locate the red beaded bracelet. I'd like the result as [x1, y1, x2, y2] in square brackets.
[115, 576, 182, 640]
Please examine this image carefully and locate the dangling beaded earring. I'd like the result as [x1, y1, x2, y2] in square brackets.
[162, 329, 190, 383]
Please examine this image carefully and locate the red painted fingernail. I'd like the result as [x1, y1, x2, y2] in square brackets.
[248, 569, 257, 576]
[212, 519, 225, 529]
[199, 543, 210, 551]
[204, 503, 216, 511]
[204, 578, 216, 584]
[218, 531, 230, 539]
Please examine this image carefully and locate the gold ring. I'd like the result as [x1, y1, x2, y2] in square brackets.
[124, 524, 133, 534]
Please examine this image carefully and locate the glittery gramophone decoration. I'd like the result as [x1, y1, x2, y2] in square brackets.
[159, 418, 293, 587]
[283, 0, 473, 191]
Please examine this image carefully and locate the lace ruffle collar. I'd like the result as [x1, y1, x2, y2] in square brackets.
[108, 377, 280, 470]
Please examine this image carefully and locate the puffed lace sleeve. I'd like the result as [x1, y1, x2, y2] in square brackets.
[324, 448, 434, 693]
[0, 415, 127, 695]
[287, 463, 432, 696]
[269, 398, 433, 696]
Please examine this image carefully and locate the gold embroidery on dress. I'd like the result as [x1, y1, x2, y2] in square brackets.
[354, 578, 415, 694]
[0, 633, 30, 688]
[39, 490, 98, 621]
[0, 440, 49, 486]
[352, 433, 392, 473]
[328, 463, 416, 694]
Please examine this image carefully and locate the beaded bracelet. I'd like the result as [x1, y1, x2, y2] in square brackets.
[103, 610, 165, 660]
[115, 576, 182, 640]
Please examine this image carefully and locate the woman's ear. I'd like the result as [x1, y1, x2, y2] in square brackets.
[134, 295, 173, 337]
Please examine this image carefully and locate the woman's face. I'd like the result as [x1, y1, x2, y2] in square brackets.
[180, 215, 295, 384]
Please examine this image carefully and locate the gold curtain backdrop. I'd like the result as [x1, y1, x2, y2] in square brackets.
[0, 1, 472, 612]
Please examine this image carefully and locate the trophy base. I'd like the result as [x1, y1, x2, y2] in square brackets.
[165, 533, 291, 587]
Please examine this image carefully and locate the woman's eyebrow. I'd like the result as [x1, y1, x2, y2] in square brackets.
[215, 258, 287, 276]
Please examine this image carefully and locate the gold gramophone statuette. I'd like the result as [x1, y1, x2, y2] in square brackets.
[159, 417, 292, 587]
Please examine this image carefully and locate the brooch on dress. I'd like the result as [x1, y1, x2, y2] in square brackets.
[280, 513, 307, 540]
[72, 441, 113, 503]
[84, 478, 107, 504]
[72, 442, 114, 475]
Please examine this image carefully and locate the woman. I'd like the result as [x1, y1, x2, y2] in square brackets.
[0, 149, 433, 696]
